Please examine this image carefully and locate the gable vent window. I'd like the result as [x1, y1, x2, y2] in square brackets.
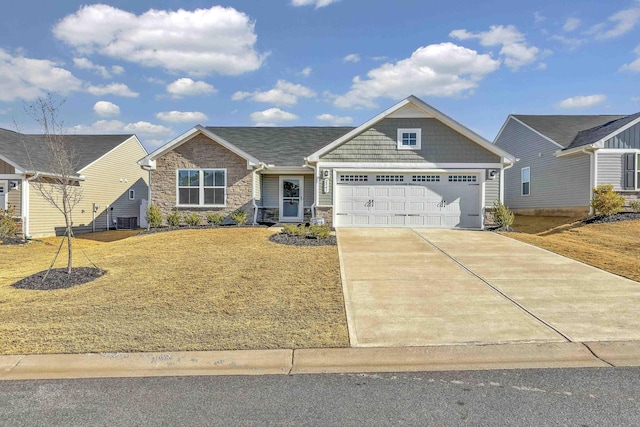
[448, 175, 477, 183]
[339, 175, 369, 182]
[413, 175, 440, 182]
[397, 128, 421, 150]
[376, 175, 404, 182]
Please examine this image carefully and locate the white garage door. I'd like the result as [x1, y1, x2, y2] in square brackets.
[335, 173, 481, 228]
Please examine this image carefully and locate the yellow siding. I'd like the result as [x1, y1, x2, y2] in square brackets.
[28, 137, 149, 237]
[8, 181, 21, 217]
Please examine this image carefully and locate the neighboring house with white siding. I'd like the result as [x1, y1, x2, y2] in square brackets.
[140, 96, 515, 229]
[0, 128, 148, 237]
[494, 113, 640, 215]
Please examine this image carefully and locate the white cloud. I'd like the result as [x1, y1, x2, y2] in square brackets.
[93, 101, 120, 117]
[343, 53, 360, 63]
[556, 94, 607, 109]
[232, 80, 315, 106]
[156, 111, 208, 123]
[551, 35, 585, 50]
[534, 12, 546, 24]
[72, 120, 172, 137]
[291, 0, 341, 8]
[332, 42, 500, 109]
[590, 6, 640, 40]
[620, 45, 640, 72]
[0, 49, 83, 101]
[166, 78, 216, 98]
[372, 56, 388, 62]
[316, 113, 353, 125]
[450, 25, 540, 70]
[53, 4, 267, 76]
[85, 82, 139, 97]
[563, 17, 581, 32]
[632, 97, 640, 102]
[73, 57, 124, 78]
[300, 66, 312, 77]
[250, 108, 299, 123]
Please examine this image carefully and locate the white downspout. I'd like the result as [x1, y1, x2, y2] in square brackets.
[252, 163, 267, 225]
[500, 160, 516, 204]
[303, 161, 316, 219]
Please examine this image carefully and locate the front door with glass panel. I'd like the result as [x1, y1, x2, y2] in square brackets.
[279, 176, 303, 222]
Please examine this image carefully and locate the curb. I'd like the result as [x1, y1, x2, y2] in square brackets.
[3, 341, 638, 381]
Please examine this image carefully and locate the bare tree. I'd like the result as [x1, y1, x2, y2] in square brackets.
[25, 94, 83, 275]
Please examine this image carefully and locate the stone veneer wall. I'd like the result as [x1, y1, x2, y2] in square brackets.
[152, 134, 254, 223]
[315, 207, 333, 226]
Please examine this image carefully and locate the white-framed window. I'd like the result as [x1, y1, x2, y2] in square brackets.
[521, 167, 530, 196]
[177, 168, 226, 206]
[448, 175, 477, 182]
[412, 175, 440, 182]
[376, 175, 404, 182]
[128, 189, 135, 200]
[397, 128, 421, 150]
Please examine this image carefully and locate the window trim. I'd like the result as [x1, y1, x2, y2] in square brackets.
[397, 128, 422, 150]
[128, 189, 135, 200]
[176, 168, 227, 207]
[521, 167, 531, 196]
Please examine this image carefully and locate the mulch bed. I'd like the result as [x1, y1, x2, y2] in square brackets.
[485, 225, 518, 232]
[269, 233, 337, 246]
[1, 237, 29, 245]
[12, 267, 106, 291]
[583, 212, 640, 225]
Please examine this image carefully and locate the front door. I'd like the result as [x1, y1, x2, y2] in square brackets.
[279, 176, 303, 222]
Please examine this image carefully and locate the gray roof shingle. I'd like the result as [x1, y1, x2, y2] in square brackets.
[0, 128, 134, 175]
[513, 115, 628, 148]
[205, 126, 354, 166]
[568, 112, 640, 149]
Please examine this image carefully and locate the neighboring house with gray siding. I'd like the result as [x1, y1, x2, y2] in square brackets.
[0, 128, 148, 237]
[140, 96, 515, 229]
[494, 113, 640, 215]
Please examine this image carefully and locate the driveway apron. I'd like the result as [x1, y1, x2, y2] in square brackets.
[336, 228, 565, 347]
[416, 229, 640, 342]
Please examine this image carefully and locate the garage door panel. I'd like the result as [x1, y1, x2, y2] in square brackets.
[335, 173, 481, 228]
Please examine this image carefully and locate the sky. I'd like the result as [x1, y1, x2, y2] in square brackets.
[1, 0, 639, 151]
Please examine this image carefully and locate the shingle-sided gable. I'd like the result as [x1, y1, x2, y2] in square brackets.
[320, 117, 500, 164]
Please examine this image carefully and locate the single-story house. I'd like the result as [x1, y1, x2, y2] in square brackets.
[139, 95, 515, 229]
[0, 128, 149, 237]
[494, 113, 640, 215]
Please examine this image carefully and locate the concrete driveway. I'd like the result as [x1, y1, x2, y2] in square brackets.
[337, 228, 640, 347]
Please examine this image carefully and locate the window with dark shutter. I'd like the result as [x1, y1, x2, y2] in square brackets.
[624, 153, 636, 190]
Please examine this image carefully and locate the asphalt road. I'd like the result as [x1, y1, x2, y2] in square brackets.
[1, 367, 639, 426]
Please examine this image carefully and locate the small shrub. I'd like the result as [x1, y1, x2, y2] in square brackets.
[629, 200, 640, 213]
[230, 210, 248, 226]
[183, 212, 202, 226]
[145, 203, 163, 228]
[166, 210, 181, 227]
[492, 200, 514, 228]
[206, 212, 224, 225]
[591, 184, 624, 216]
[0, 204, 18, 240]
[309, 224, 331, 239]
[282, 224, 307, 236]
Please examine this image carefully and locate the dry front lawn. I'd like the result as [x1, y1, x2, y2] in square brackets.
[502, 215, 640, 282]
[0, 228, 349, 355]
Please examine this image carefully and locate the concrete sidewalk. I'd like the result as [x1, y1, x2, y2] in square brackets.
[2, 341, 640, 380]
